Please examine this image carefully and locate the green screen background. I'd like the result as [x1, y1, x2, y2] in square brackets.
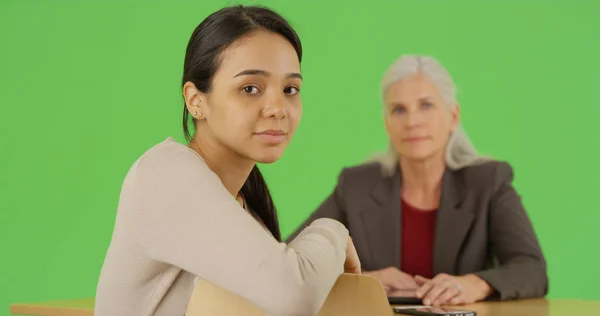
[1, 0, 599, 314]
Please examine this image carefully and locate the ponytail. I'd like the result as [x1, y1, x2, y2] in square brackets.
[241, 166, 281, 241]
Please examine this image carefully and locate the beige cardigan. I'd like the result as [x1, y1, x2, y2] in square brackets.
[94, 138, 348, 316]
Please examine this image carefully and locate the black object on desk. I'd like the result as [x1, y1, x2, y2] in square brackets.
[393, 306, 477, 316]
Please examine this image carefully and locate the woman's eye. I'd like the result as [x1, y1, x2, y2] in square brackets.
[392, 107, 405, 114]
[421, 101, 433, 109]
[284, 86, 300, 95]
[242, 86, 260, 94]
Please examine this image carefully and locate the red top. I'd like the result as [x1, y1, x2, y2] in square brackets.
[400, 199, 437, 279]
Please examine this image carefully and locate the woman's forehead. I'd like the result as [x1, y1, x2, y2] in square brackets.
[217, 31, 300, 78]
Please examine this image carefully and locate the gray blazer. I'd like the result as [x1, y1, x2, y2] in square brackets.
[288, 161, 548, 300]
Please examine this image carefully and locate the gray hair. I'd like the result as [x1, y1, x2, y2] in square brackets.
[368, 55, 489, 176]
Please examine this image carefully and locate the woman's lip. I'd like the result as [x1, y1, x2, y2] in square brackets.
[403, 136, 429, 142]
[255, 129, 287, 135]
[255, 133, 286, 144]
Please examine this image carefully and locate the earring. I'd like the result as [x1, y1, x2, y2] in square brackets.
[193, 111, 198, 117]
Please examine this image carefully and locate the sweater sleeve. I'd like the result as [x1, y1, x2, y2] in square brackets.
[131, 144, 348, 316]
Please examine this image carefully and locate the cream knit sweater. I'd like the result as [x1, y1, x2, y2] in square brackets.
[94, 138, 348, 316]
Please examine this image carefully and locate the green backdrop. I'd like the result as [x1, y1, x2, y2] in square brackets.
[1, 0, 599, 314]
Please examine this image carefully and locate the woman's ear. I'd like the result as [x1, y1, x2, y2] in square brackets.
[183, 81, 206, 119]
[450, 104, 460, 132]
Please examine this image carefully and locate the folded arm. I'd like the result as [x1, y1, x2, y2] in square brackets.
[133, 148, 349, 316]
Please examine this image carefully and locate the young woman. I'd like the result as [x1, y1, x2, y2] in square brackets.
[95, 6, 360, 316]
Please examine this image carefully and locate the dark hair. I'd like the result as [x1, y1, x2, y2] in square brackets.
[181, 5, 302, 242]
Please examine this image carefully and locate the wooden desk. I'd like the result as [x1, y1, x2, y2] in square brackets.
[9, 298, 600, 315]
[440, 299, 599, 315]
[10, 298, 94, 316]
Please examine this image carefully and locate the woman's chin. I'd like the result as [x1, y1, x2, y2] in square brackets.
[252, 150, 285, 164]
[400, 149, 439, 162]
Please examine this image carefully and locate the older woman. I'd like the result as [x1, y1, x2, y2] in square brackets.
[288, 55, 548, 306]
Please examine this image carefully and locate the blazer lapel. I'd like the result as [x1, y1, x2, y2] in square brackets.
[433, 169, 474, 275]
[359, 171, 402, 269]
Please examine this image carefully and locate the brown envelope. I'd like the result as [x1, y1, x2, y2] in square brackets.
[186, 273, 394, 316]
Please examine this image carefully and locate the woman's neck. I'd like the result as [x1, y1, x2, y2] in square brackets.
[189, 134, 254, 200]
[399, 153, 446, 209]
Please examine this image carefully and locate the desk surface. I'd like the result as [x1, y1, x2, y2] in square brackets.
[9, 298, 600, 316]
[10, 298, 94, 316]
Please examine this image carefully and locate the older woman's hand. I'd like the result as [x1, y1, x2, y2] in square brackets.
[415, 273, 493, 306]
[364, 267, 419, 293]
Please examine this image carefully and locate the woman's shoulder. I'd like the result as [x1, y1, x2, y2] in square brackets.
[340, 161, 383, 178]
[333, 161, 385, 192]
[120, 137, 228, 209]
[456, 160, 516, 192]
[136, 137, 206, 171]
[128, 137, 213, 186]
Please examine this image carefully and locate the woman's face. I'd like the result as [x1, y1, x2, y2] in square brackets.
[383, 73, 459, 162]
[186, 30, 302, 164]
